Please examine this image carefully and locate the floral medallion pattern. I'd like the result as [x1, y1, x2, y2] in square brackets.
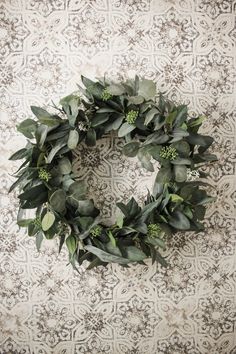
[149, 8, 199, 57]
[0, 0, 235, 353]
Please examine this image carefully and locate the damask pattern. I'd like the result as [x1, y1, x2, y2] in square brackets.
[0, 0, 235, 353]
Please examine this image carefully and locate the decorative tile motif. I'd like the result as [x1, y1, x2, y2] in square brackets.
[110, 295, 161, 341]
[25, 0, 65, 17]
[0, 6, 29, 58]
[192, 49, 234, 96]
[149, 8, 199, 57]
[69, 265, 118, 306]
[192, 293, 236, 339]
[64, 6, 111, 58]
[0, 257, 30, 309]
[25, 301, 77, 347]
[19, 48, 71, 97]
[156, 331, 201, 354]
[0, 0, 235, 352]
[195, 0, 232, 19]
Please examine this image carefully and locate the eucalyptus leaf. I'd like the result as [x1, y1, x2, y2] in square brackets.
[107, 84, 125, 95]
[66, 234, 77, 255]
[174, 164, 187, 182]
[144, 108, 159, 126]
[118, 122, 136, 137]
[169, 211, 190, 230]
[122, 142, 140, 157]
[42, 211, 55, 231]
[58, 157, 72, 175]
[86, 128, 96, 146]
[17, 119, 37, 139]
[49, 189, 66, 213]
[138, 79, 156, 100]
[67, 130, 79, 150]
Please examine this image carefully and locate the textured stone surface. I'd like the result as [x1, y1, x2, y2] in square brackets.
[0, 0, 236, 353]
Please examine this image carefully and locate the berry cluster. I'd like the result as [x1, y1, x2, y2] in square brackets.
[101, 89, 112, 101]
[125, 110, 139, 124]
[90, 225, 103, 237]
[159, 146, 178, 160]
[38, 168, 51, 182]
[147, 223, 162, 238]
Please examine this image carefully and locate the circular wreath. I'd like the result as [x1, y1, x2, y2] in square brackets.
[10, 76, 217, 269]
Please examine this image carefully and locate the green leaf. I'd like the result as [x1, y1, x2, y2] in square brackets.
[187, 133, 213, 150]
[154, 114, 165, 130]
[104, 114, 124, 132]
[118, 122, 136, 137]
[47, 138, 67, 163]
[144, 108, 159, 125]
[68, 181, 86, 197]
[97, 108, 116, 113]
[107, 84, 125, 95]
[171, 157, 192, 165]
[67, 130, 79, 150]
[9, 148, 29, 161]
[91, 113, 109, 127]
[141, 196, 162, 221]
[166, 111, 177, 127]
[173, 105, 188, 127]
[170, 128, 189, 142]
[86, 128, 96, 146]
[138, 150, 154, 172]
[58, 157, 72, 175]
[125, 246, 147, 262]
[60, 95, 80, 127]
[108, 230, 116, 247]
[116, 215, 123, 228]
[67, 181, 87, 208]
[144, 132, 169, 145]
[155, 166, 172, 184]
[19, 184, 46, 201]
[85, 245, 129, 264]
[77, 200, 97, 216]
[36, 232, 44, 252]
[188, 115, 205, 128]
[42, 211, 55, 231]
[172, 141, 190, 156]
[138, 79, 156, 100]
[28, 223, 40, 236]
[66, 234, 77, 255]
[155, 250, 168, 267]
[146, 236, 166, 249]
[128, 96, 144, 104]
[122, 142, 140, 157]
[169, 211, 190, 230]
[17, 219, 34, 227]
[49, 189, 66, 213]
[17, 119, 37, 139]
[36, 124, 48, 149]
[170, 194, 184, 203]
[31, 106, 61, 126]
[174, 165, 187, 182]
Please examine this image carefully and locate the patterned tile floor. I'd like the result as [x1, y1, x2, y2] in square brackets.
[0, 0, 236, 353]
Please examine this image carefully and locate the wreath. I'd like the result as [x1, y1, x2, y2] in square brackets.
[9, 76, 217, 269]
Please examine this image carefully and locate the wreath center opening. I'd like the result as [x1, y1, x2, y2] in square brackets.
[72, 131, 159, 225]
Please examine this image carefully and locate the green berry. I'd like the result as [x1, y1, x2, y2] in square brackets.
[125, 110, 139, 124]
[159, 146, 178, 161]
[90, 225, 103, 237]
[38, 168, 51, 182]
[101, 89, 112, 101]
[147, 223, 162, 238]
